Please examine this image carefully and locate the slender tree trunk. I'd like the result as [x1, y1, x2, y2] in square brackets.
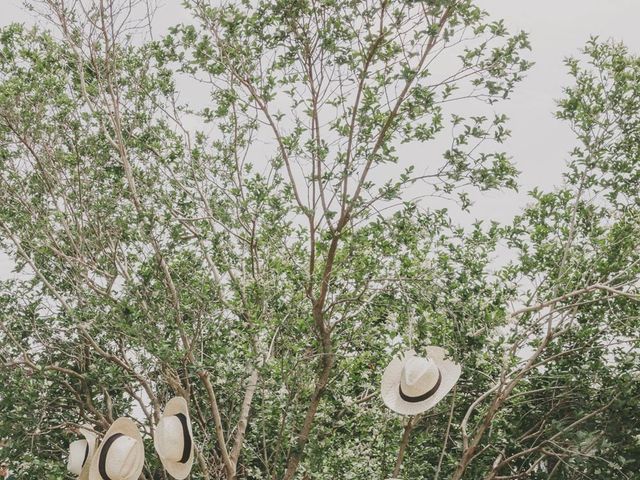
[281, 338, 335, 479]
[392, 416, 417, 477]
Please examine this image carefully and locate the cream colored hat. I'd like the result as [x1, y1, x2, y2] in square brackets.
[381, 347, 461, 416]
[88, 417, 145, 480]
[67, 425, 98, 478]
[153, 397, 194, 479]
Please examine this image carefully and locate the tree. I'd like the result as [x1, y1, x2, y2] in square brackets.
[0, 1, 637, 479]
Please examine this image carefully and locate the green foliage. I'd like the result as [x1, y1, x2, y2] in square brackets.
[0, 2, 637, 480]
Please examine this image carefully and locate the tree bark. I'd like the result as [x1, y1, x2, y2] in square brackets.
[392, 416, 417, 477]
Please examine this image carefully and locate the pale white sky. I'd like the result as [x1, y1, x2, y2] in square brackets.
[1, 0, 639, 278]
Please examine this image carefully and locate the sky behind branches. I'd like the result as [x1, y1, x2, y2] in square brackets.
[1, 0, 639, 278]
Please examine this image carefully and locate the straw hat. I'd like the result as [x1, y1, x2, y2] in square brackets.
[381, 347, 461, 416]
[88, 417, 145, 480]
[153, 397, 194, 479]
[67, 425, 98, 478]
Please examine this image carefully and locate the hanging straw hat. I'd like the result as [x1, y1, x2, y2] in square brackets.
[67, 425, 98, 478]
[88, 417, 145, 480]
[153, 397, 194, 479]
[381, 347, 461, 416]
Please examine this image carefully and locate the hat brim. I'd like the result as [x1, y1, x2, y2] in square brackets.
[79, 425, 99, 456]
[88, 417, 145, 480]
[69, 425, 98, 480]
[381, 347, 461, 416]
[79, 461, 91, 480]
[154, 397, 194, 480]
[77, 425, 98, 480]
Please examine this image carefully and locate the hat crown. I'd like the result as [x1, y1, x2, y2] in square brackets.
[105, 435, 143, 479]
[67, 439, 88, 474]
[156, 416, 187, 462]
[400, 355, 440, 397]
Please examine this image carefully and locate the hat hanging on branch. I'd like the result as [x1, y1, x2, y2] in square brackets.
[381, 347, 461, 416]
[67, 425, 98, 480]
[88, 417, 145, 480]
[154, 396, 195, 480]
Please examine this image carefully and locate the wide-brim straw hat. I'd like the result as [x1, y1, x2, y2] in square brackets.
[68, 425, 98, 479]
[88, 417, 145, 480]
[381, 347, 461, 416]
[79, 425, 99, 480]
[153, 397, 194, 479]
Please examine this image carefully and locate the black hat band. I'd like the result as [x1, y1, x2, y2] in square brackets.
[399, 369, 442, 403]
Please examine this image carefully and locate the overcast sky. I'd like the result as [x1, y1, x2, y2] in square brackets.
[1, 1, 640, 278]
